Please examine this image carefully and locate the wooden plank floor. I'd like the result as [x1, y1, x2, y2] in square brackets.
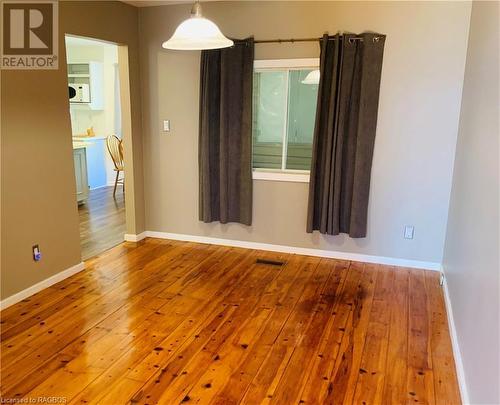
[0, 239, 461, 404]
[79, 186, 126, 260]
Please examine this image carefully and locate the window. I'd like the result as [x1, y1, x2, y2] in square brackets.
[252, 59, 319, 182]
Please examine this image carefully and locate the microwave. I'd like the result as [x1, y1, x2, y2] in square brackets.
[69, 83, 90, 103]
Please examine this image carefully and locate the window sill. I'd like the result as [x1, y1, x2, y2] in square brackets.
[252, 170, 310, 183]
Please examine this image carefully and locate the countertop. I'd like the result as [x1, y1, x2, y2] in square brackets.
[73, 142, 87, 149]
[73, 135, 108, 140]
[72, 136, 106, 149]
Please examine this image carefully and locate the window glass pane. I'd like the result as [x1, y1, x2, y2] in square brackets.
[252, 71, 287, 169]
[286, 69, 318, 170]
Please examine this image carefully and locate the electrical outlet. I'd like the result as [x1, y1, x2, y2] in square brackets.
[32, 244, 42, 262]
[440, 273, 445, 286]
[404, 225, 414, 239]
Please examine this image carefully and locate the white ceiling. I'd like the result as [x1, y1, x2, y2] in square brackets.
[121, 0, 220, 7]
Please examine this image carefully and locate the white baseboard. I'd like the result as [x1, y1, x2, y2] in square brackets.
[0, 262, 85, 311]
[141, 231, 441, 271]
[89, 184, 109, 191]
[124, 232, 147, 242]
[442, 273, 470, 404]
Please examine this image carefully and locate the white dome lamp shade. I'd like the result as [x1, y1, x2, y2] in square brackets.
[162, 2, 234, 51]
[301, 69, 320, 85]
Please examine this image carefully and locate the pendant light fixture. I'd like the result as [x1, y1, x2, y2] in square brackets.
[162, 1, 234, 51]
[301, 69, 320, 85]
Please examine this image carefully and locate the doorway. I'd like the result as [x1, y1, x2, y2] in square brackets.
[65, 35, 127, 260]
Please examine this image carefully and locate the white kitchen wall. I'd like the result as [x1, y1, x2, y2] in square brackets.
[65, 37, 120, 186]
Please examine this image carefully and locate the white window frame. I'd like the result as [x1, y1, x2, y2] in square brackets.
[252, 58, 319, 183]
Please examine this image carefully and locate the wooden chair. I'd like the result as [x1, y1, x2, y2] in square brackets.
[106, 135, 124, 198]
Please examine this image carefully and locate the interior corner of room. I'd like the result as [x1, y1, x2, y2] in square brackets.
[0, 1, 498, 405]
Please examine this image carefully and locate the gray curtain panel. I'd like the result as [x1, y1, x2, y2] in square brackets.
[199, 38, 254, 225]
[307, 33, 386, 238]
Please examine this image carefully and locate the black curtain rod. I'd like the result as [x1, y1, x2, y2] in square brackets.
[253, 36, 382, 44]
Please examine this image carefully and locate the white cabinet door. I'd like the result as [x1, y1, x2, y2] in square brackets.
[74, 148, 89, 204]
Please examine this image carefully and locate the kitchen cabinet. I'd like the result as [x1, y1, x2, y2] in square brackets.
[73, 137, 108, 189]
[68, 61, 104, 110]
[73, 147, 89, 204]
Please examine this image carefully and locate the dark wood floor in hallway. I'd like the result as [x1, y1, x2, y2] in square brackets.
[78, 186, 126, 260]
[0, 239, 461, 404]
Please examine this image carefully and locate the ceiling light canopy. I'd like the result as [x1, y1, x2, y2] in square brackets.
[162, 2, 234, 51]
[301, 69, 320, 85]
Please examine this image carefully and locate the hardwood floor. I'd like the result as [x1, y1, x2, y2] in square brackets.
[79, 186, 126, 260]
[0, 239, 461, 404]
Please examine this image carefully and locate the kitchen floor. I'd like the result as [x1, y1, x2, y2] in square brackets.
[78, 186, 125, 260]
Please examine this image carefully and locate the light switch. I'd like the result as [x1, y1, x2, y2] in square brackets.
[163, 120, 171, 132]
[404, 225, 414, 239]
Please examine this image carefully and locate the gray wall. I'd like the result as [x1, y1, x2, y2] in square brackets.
[1, 1, 145, 300]
[139, 1, 471, 264]
[443, 2, 500, 404]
